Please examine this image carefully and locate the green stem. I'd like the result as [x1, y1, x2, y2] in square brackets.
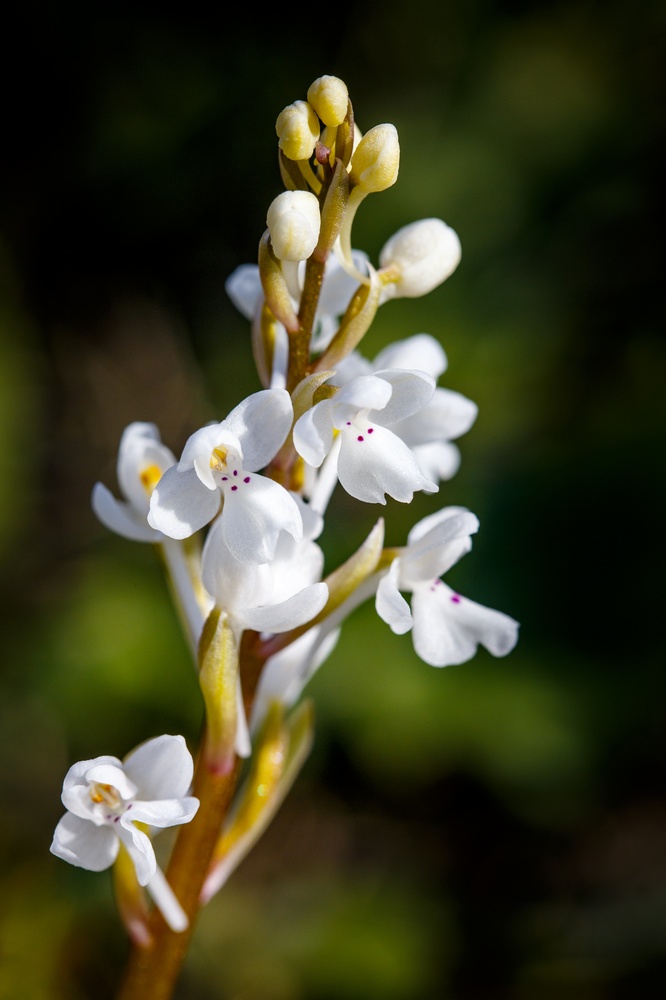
[114, 741, 240, 1000]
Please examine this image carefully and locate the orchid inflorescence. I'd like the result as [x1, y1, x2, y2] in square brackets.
[51, 74, 518, 994]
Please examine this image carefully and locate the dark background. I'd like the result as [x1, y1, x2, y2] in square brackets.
[1, 2, 665, 998]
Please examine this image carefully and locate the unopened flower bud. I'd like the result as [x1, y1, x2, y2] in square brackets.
[276, 100, 320, 161]
[267, 191, 321, 262]
[349, 124, 400, 193]
[307, 76, 349, 127]
[379, 218, 461, 299]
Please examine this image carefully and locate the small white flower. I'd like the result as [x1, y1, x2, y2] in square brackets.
[51, 735, 199, 931]
[293, 369, 438, 504]
[376, 507, 519, 666]
[333, 334, 478, 484]
[91, 422, 176, 543]
[148, 390, 303, 564]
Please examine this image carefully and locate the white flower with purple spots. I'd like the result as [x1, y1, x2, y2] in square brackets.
[332, 334, 478, 484]
[148, 389, 303, 565]
[293, 370, 438, 505]
[376, 507, 519, 666]
[50, 735, 200, 931]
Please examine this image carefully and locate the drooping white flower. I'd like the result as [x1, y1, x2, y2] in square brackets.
[333, 334, 478, 484]
[376, 507, 519, 666]
[201, 494, 328, 637]
[293, 369, 438, 505]
[148, 390, 303, 565]
[91, 422, 210, 649]
[51, 735, 199, 931]
[92, 422, 176, 543]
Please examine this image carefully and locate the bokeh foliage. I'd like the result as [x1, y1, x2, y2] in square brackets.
[1, 2, 665, 997]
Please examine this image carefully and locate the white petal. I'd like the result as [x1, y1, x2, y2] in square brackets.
[85, 764, 138, 801]
[407, 506, 478, 546]
[373, 334, 447, 379]
[222, 389, 293, 471]
[337, 424, 438, 504]
[225, 263, 262, 320]
[221, 474, 302, 564]
[117, 423, 176, 513]
[123, 734, 194, 801]
[116, 821, 156, 886]
[370, 370, 435, 426]
[333, 374, 393, 417]
[61, 755, 123, 818]
[92, 483, 161, 543]
[293, 401, 336, 468]
[146, 866, 189, 933]
[402, 509, 479, 584]
[392, 388, 478, 446]
[51, 812, 119, 872]
[239, 581, 328, 633]
[126, 796, 200, 829]
[148, 466, 220, 539]
[375, 561, 413, 634]
[411, 583, 519, 667]
[412, 442, 461, 483]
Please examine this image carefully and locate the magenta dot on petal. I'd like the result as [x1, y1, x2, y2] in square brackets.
[357, 435, 364, 442]
[244, 476, 250, 483]
[231, 485, 238, 491]
[233, 470, 238, 476]
[368, 427, 374, 434]
[451, 594, 461, 603]
[346, 421, 351, 426]
[221, 476, 228, 481]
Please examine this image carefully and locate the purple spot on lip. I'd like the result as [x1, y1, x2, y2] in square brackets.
[451, 594, 461, 603]
[221, 476, 228, 481]
[346, 421, 351, 426]
[368, 428, 374, 434]
[357, 435, 364, 442]
[244, 476, 250, 483]
[233, 469, 238, 476]
[231, 485, 238, 491]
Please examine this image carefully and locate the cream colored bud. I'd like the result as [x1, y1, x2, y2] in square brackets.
[275, 100, 320, 161]
[266, 190, 321, 262]
[379, 218, 462, 298]
[349, 124, 400, 193]
[307, 75, 349, 127]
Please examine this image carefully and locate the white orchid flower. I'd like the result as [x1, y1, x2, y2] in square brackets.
[91, 422, 210, 650]
[200, 497, 328, 759]
[293, 369, 439, 505]
[51, 735, 199, 932]
[201, 496, 328, 637]
[333, 334, 478, 483]
[376, 507, 519, 666]
[148, 390, 303, 565]
[92, 422, 176, 543]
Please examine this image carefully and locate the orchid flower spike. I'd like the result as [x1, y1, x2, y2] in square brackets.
[148, 389, 303, 564]
[50, 735, 199, 932]
[376, 507, 519, 666]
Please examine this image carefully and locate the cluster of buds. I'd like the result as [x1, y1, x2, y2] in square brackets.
[51, 75, 518, 963]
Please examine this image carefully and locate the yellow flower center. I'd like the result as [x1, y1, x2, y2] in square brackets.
[89, 782, 121, 809]
[139, 463, 163, 496]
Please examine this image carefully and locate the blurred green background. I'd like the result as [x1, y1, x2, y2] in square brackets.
[1, 2, 664, 998]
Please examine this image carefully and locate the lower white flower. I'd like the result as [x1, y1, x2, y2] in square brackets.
[50, 735, 200, 932]
[376, 507, 519, 666]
